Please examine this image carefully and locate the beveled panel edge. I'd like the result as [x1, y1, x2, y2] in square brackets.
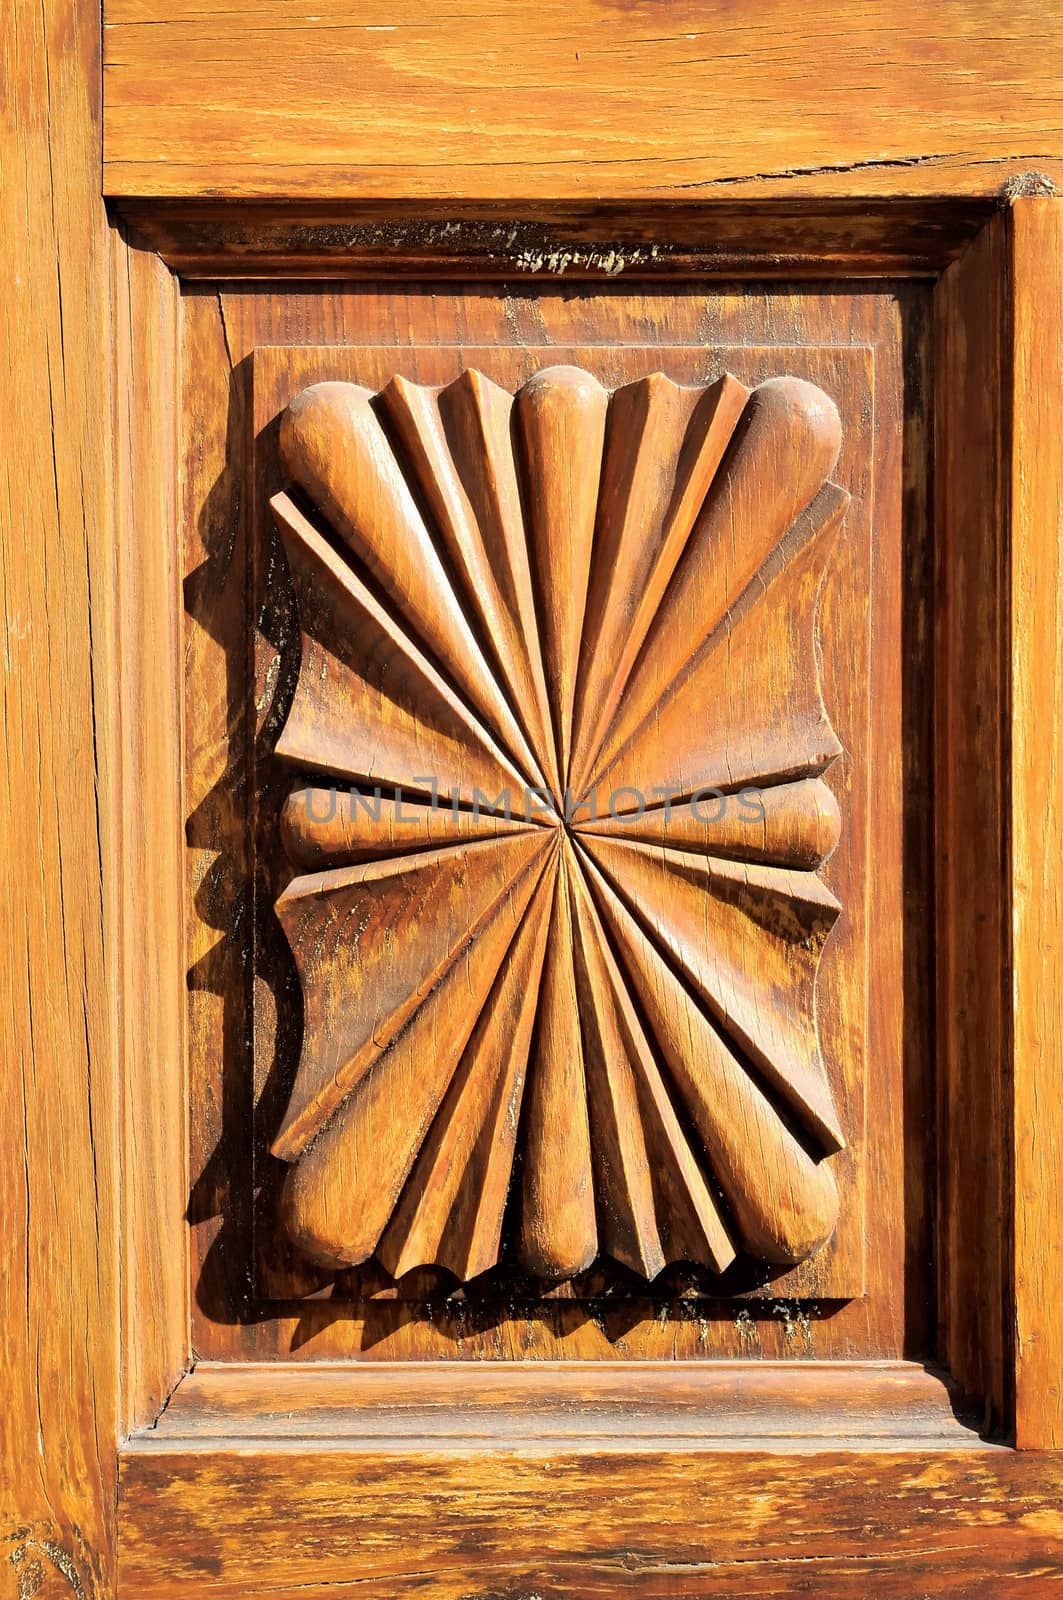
[112, 197, 995, 280]
[125, 1360, 990, 1452]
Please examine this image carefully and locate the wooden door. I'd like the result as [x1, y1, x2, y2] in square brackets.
[4, 4, 1063, 1596]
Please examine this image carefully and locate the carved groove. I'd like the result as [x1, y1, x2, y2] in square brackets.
[270, 365, 850, 1281]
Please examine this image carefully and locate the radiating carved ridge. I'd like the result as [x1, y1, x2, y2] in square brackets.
[270, 364, 851, 1282]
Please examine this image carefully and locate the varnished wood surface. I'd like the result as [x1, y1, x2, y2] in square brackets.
[0, 0, 118, 1592]
[1009, 201, 1063, 1451]
[268, 364, 849, 1283]
[253, 342, 869, 1316]
[180, 298, 908, 1360]
[118, 197, 997, 281]
[121, 210, 1062, 1586]
[4, 0, 1063, 1575]
[133, 1361, 982, 1445]
[112, 233, 190, 1433]
[934, 219, 1012, 1434]
[931, 199, 1063, 1450]
[102, 1, 1063, 202]
[118, 1441, 1063, 1599]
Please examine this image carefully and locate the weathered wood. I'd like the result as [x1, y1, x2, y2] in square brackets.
[119, 1422, 1063, 1600]
[187, 300, 901, 1362]
[378, 873, 555, 1282]
[1009, 199, 1063, 1451]
[273, 834, 552, 1167]
[570, 371, 747, 798]
[589, 377, 844, 784]
[571, 869, 735, 1278]
[131, 1360, 982, 1443]
[265, 362, 857, 1285]
[933, 216, 1012, 1433]
[383, 369, 558, 793]
[931, 196, 1063, 1447]
[115, 198, 997, 281]
[0, 0, 118, 1590]
[180, 286, 256, 1366]
[585, 776, 842, 870]
[102, 1, 1063, 203]
[115, 197, 1063, 1592]
[111, 231, 190, 1432]
[9, 0, 1063, 1584]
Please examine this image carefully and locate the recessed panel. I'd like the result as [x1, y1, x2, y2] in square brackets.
[182, 283, 925, 1361]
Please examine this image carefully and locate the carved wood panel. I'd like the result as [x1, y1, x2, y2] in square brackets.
[248, 342, 874, 1303]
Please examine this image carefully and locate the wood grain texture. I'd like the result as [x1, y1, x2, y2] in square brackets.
[934, 217, 1012, 1434]
[517, 849, 598, 1281]
[272, 492, 529, 807]
[280, 382, 544, 788]
[5, 0, 1060, 1578]
[599, 488, 849, 815]
[588, 377, 845, 786]
[585, 776, 842, 870]
[516, 366, 607, 787]
[140, 1360, 981, 1445]
[571, 869, 735, 1278]
[280, 840, 554, 1271]
[579, 846, 841, 1268]
[1009, 199, 1063, 1451]
[117, 197, 997, 282]
[0, 0, 118, 1590]
[569, 371, 747, 798]
[932, 198, 1063, 1445]
[273, 832, 551, 1160]
[118, 1429, 1063, 1600]
[382, 369, 558, 793]
[268, 363, 852, 1286]
[280, 785, 534, 868]
[379, 870, 555, 1282]
[181, 287, 256, 1365]
[112, 233, 190, 1433]
[185, 297, 902, 1363]
[102, 0, 1063, 202]
[577, 837, 844, 1155]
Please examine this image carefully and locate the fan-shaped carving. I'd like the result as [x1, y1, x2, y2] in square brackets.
[268, 365, 850, 1283]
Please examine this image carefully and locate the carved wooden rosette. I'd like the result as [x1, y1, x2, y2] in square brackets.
[268, 365, 849, 1284]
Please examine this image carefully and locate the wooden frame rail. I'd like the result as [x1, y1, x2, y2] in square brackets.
[4, 0, 1061, 1580]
